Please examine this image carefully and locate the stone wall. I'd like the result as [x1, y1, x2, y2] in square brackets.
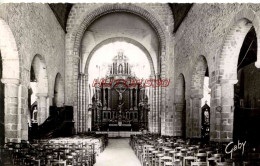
[0, 3, 65, 142]
[172, 3, 260, 141]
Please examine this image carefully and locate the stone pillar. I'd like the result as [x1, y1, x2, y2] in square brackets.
[150, 75, 156, 133]
[82, 74, 86, 133]
[130, 88, 133, 110]
[2, 78, 21, 143]
[174, 103, 185, 136]
[77, 74, 82, 133]
[36, 93, 48, 125]
[148, 83, 153, 132]
[190, 96, 202, 138]
[47, 94, 53, 118]
[85, 74, 89, 132]
[77, 73, 88, 133]
[219, 79, 236, 142]
[155, 73, 160, 134]
[108, 88, 111, 110]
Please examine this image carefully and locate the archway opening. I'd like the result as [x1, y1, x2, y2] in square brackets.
[28, 55, 49, 130]
[233, 26, 259, 148]
[175, 74, 186, 138]
[190, 55, 209, 138]
[201, 67, 211, 142]
[53, 73, 64, 107]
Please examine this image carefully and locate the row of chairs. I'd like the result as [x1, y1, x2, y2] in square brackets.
[0, 134, 108, 166]
[130, 134, 260, 166]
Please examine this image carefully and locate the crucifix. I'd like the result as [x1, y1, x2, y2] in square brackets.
[115, 84, 126, 103]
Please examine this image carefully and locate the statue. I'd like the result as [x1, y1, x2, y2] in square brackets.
[32, 106, 38, 123]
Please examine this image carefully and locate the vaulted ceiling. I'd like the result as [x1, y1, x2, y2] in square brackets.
[48, 3, 192, 33]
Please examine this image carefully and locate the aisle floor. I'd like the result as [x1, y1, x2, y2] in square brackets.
[94, 138, 142, 166]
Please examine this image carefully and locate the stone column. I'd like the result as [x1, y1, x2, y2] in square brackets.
[85, 74, 89, 132]
[148, 83, 153, 132]
[150, 74, 156, 133]
[219, 79, 237, 142]
[82, 74, 86, 133]
[155, 73, 160, 133]
[47, 94, 53, 118]
[2, 78, 21, 143]
[77, 73, 88, 133]
[36, 93, 48, 125]
[190, 96, 202, 138]
[174, 103, 185, 136]
[77, 74, 82, 133]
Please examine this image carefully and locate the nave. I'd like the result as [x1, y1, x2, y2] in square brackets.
[94, 138, 141, 166]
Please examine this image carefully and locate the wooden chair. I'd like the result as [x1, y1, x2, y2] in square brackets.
[191, 161, 207, 166]
[196, 153, 207, 162]
[51, 160, 67, 166]
[183, 156, 196, 166]
[207, 157, 221, 166]
[215, 162, 233, 166]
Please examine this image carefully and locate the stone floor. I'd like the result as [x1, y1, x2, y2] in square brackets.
[94, 138, 141, 166]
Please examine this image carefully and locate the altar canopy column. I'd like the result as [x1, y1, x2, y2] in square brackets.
[108, 87, 111, 110]
[135, 88, 138, 110]
[130, 88, 133, 110]
[103, 88, 106, 109]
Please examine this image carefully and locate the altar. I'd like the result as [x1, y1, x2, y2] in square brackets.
[90, 51, 149, 132]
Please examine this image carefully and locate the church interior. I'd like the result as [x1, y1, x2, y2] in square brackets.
[1, 2, 260, 166]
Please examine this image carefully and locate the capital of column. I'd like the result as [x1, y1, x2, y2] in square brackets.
[36, 93, 48, 98]
[190, 94, 203, 100]
[1, 78, 20, 85]
[79, 72, 88, 76]
[220, 79, 238, 85]
[48, 93, 54, 99]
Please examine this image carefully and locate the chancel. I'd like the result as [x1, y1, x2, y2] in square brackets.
[91, 50, 149, 133]
[1, 2, 260, 166]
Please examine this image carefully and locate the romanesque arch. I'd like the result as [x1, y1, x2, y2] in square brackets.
[53, 73, 64, 107]
[66, 4, 168, 133]
[215, 8, 260, 142]
[190, 55, 209, 138]
[30, 54, 49, 125]
[0, 19, 21, 143]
